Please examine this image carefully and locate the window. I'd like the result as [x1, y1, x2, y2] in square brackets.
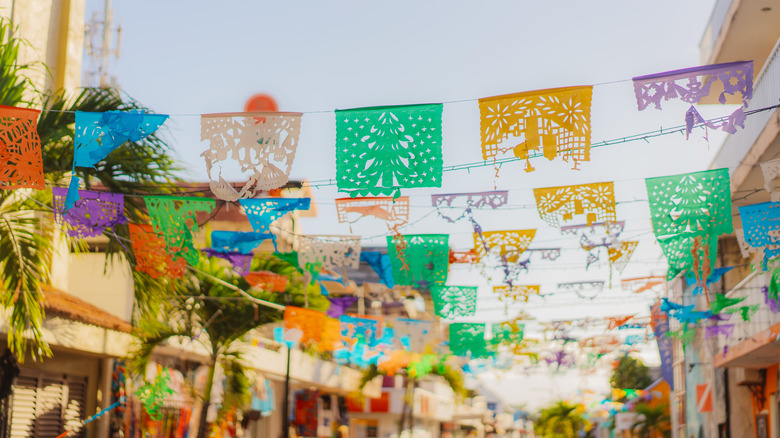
[9, 369, 87, 438]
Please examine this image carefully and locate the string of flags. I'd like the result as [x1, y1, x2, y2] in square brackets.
[1, 59, 778, 367]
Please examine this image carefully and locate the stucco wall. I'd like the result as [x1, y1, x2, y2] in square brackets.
[0, 0, 85, 94]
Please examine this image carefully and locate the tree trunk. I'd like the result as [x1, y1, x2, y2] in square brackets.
[198, 349, 219, 438]
[397, 377, 418, 438]
[397, 377, 411, 438]
[407, 378, 418, 437]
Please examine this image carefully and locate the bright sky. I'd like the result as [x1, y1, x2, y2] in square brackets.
[90, 0, 726, 409]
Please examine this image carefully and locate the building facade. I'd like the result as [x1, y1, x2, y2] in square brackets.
[669, 1, 780, 437]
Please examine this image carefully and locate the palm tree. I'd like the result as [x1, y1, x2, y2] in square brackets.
[610, 355, 653, 392]
[360, 355, 466, 438]
[0, 17, 182, 360]
[130, 254, 327, 438]
[534, 401, 587, 438]
[631, 403, 670, 438]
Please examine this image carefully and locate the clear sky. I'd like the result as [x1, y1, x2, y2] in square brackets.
[90, 0, 726, 409]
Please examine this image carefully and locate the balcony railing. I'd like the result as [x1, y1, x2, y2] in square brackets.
[714, 271, 780, 354]
[711, 37, 780, 173]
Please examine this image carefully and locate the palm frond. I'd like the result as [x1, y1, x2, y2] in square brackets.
[0, 191, 54, 361]
[0, 18, 39, 108]
[128, 314, 192, 377]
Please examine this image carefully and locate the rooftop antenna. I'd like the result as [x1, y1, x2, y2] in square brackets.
[84, 0, 122, 88]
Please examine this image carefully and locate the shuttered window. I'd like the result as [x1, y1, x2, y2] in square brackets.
[9, 370, 87, 438]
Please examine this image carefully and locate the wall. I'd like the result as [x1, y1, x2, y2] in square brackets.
[67, 253, 135, 321]
[728, 368, 756, 437]
[0, 0, 85, 94]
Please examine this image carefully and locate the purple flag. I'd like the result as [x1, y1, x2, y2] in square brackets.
[52, 187, 125, 237]
[201, 249, 253, 275]
[327, 296, 358, 318]
[705, 324, 735, 340]
[633, 61, 753, 110]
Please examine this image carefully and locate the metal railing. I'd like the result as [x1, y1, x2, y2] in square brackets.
[711, 36, 780, 172]
[714, 271, 780, 354]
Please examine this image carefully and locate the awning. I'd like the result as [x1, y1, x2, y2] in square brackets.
[715, 321, 780, 368]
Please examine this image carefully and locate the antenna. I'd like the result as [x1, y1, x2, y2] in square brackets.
[84, 0, 122, 88]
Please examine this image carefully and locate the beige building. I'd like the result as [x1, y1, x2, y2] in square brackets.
[668, 1, 780, 437]
[0, 0, 85, 94]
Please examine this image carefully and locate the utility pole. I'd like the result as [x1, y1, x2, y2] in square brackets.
[282, 345, 292, 438]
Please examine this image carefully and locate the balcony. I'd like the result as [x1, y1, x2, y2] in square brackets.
[699, 0, 780, 70]
[713, 271, 780, 368]
[710, 37, 780, 192]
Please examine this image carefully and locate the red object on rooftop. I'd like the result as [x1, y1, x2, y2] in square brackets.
[244, 94, 278, 112]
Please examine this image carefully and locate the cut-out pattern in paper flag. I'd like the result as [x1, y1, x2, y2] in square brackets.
[473, 229, 536, 263]
[449, 323, 491, 358]
[558, 281, 605, 300]
[297, 235, 361, 271]
[449, 249, 479, 264]
[624, 335, 648, 345]
[606, 315, 634, 331]
[658, 237, 717, 282]
[210, 230, 270, 254]
[340, 314, 381, 345]
[545, 350, 574, 369]
[432, 191, 509, 223]
[666, 326, 695, 346]
[735, 228, 765, 269]
[128, 224, 185, 279]
[479, 86, 593, 172]
[387, 234, 449, 288]
[646, 169, 733, 280]
[52, 187, 125, 237]
[633, 62, 753, 140]
[709, 293, 746, 314]
[392, 319, 434, 352]
[525, 248, 562, 261]
[201, 112, 302, 201]
[633, 62, 752, 108]
[534, 182, 616, 229]
[684, 106, 746, 139]
[685, 266, 734, 295]
[490, 319, 525, 347]
[739, 202, 780, 270]
[284, 307, 326, 345]
[727, 305, 759, 322]
[607, 241, 638, 273]
[567, 221, 623, 268]
[67, 111, 168, 209]
[240, 197, 311, 236]
[335, 196, 409, 226]
[431, 285, 477, 319]
[493, 285, 540, 302]
[671, 305, 712, 325]
[760, 159, 780, 202]
[622, 276, 666, 294]
[244, 271, 288, 292]
[764, 284, 780, 314]
[0, 106, 44, 189]
[335, 104, 443, 197]
[705, 324, 735, 340]
[202, 249, 253, 276]
[144, 196, 215, 265]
